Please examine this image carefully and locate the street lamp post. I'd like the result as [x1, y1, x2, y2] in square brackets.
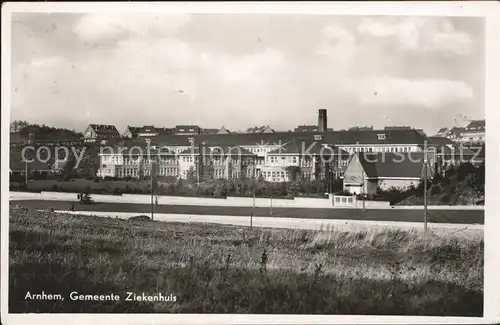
[25, 159, 28, 185]
[270, 193, 273, 216]
[150, 158, 155, 221]
[251, 177, 256, 229]
[424, 159, 428, 232]
[423, 141, 429, 232]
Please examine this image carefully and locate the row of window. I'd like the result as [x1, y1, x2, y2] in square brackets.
[263, 171, 287, 179]
[122, 168, 138, 177]
[268, 156, 299, 164]
[159, 167, 178, 176]
[344, 146, 415, 153]
[247, 147, 273, 154]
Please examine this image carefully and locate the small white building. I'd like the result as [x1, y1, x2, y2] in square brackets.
[342, 152, 435, 195]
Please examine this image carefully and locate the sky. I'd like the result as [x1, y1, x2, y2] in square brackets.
[10, 13, 485, 135]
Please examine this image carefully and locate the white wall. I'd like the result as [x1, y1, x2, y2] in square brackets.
[9, 191, 484, 210]
[378, 178, 420, 191]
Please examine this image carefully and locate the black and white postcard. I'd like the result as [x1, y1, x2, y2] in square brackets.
[2, 2, 500, 325]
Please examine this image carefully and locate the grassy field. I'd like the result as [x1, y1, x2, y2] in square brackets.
[9, 204, 483, 315]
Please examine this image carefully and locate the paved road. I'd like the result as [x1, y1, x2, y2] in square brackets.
[14, 199, 484, 225]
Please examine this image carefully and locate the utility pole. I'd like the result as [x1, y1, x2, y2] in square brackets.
[197, 139, 204, 186]
[150, 160, 154, 221]
[362, 171, 366, 210]
[150, 157, 156, 221]
[270, 193, 273, 216]
[424, 141, 428, 232]
[424, 159, 428, 232]
[25, 159, 28, 185]
[251, 178, 256, 229]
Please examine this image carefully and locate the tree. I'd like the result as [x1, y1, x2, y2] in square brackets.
[10, 120, 29, 133]
[285, 166, 301, 182]
[287, 181, 301, 197]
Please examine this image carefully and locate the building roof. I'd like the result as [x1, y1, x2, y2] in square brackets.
[100, 144, 175, 156]
[178, 145, 255, 157]
[151, 129, 429, 148]
[427, 136, 455, 146]
[294, 125, 319, 132]
[174, 125, 200, 133]
[202, 128, 219, 135]
[348, 126, 373, 131]
[448, 127, 465, 138]
[357, 152, 429, 178]
[151, 135, 195, 146]
[246, 125, 275, 133]
[465, 120, 485, 131]
[384, 126, 412, 131]
[89, 124, 120, 137]
[125, 126, 142, 134]
[216, 126, 231, 134]
[436, 127, 449, 133]
[138, 125, 158, 134]
[157, 127, 174, 135]
[267, 138, 348, 156]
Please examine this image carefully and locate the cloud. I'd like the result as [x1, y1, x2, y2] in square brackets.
[316, 23, 356, 72]
[11, 32, 289, 129]
[30, 56, 61, 67]
[11, 14, 482, 132]
[347, 76, 474, 108]
[357, 17, 472, 55]
[423, 20, 473, 55]
[73, 14, 191, 41]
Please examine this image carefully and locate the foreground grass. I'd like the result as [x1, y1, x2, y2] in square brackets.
[9, 204, 483, 315]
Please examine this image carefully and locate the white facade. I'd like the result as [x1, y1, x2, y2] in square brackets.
[338, 144, 421, 154]
[178, 155, 196, 179]
[377, 178, 421, 191]
[459, 131, 485, 143]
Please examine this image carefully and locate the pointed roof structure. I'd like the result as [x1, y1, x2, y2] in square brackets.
[217, 126, 231, 134]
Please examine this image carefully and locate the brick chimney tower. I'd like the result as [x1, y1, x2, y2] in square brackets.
[318, 109, 327, 132]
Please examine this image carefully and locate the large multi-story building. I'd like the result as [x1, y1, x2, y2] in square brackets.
[96, 109, 434, 183]
[97, 142, 179, 179]
[177, 145, 257, 180]
[261, 137, 349, 182]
